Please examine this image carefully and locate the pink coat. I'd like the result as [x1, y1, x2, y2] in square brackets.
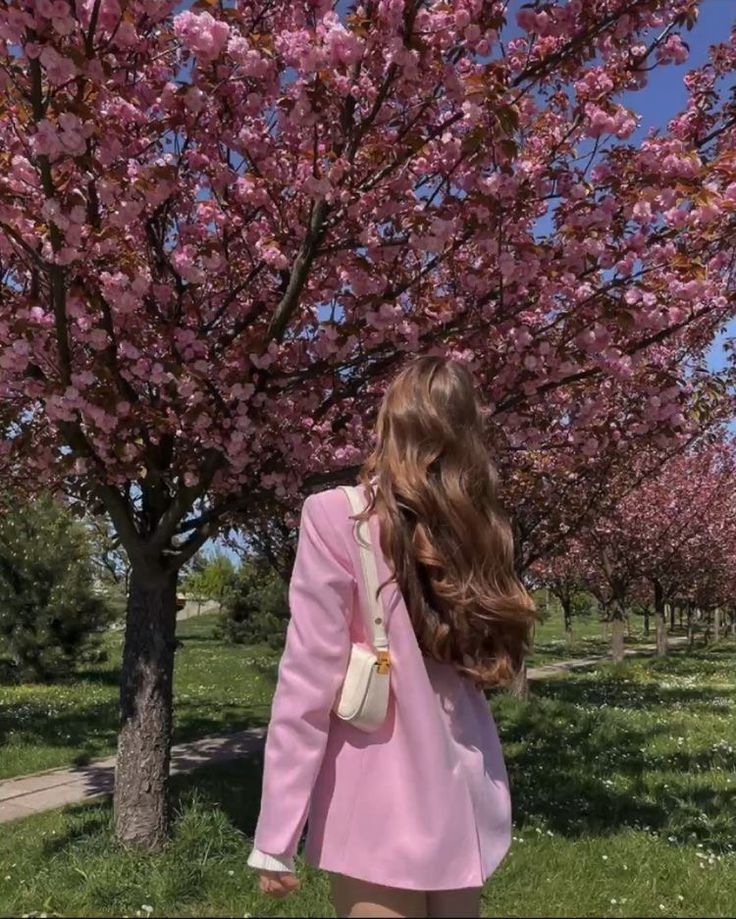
[252, 486, 512, 890]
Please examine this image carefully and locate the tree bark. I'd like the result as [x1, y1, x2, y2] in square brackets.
[512, 661, 529, 700]
[562, 595, 574, 651]
[686, 603, 695, 651]
[114, 564, 178, 851]
[654, 580, 667, 658]
[714, 606, 721, 642]
[611, 616, 626, 664]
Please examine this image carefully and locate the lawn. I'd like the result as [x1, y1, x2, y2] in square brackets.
[0, 615, 279, 780]
[0, 609, 709, 780]
[528, 609, 654, 665]
[1, 644, 734, 917]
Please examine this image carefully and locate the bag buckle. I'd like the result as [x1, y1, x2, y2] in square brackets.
[376, 650, 390, 675]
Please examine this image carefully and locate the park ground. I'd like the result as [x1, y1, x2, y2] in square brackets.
[1, 615, 735, 917]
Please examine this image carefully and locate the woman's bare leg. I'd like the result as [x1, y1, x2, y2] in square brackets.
[427, 886, 482, 918]
[330, 872, 428, 918]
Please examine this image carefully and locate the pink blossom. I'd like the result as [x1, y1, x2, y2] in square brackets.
[657, 34, 689, 65]
[39, 45, 77, 84]
[0, 0, 733, 627]
[89, 329, 109, 351]
[171, 246, 205, 284]
[173, 10, 230, 61]
[632, 200, 654, 224]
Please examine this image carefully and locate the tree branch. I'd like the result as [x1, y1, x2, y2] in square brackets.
[266, 197, 329, 342]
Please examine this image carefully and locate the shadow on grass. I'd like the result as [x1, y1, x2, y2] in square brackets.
[23, 643, 736, 872]
[171, 755, 265, 837]
[0, 693, 272, 772]
[497, 699, 667, 837]
[41, 755, 265, 860]
[495, 658, 736, 851]
[1, 634, 280, 775]
[174, 635, 221, 644]
[74, 666, 123, 687]
[0, 697, 120, 761]
[171, 707, 270, 746]
[538, 675, 724, 712]
[502, 719, 736, 848]
[39, 671, 736, 870]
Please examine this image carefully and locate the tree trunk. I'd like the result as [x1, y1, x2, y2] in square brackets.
[562, 596, 574, 652]
[714, 607, 721, 642]
[686, 603, 694, 651]
[512, 662, 529, 700]
[731, 609, 736, 638]
[611, 616, 625, 664]
[654, 580, 667, 658]
[643, 606, 650, 637]
[114, 564, 178, 851]
[672, 602, 677, 631]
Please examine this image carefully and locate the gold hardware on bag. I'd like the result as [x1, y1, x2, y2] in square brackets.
[376, 650, 390, 674]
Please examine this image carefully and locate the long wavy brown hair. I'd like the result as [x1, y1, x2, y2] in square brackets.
[358, 356, 536, 687]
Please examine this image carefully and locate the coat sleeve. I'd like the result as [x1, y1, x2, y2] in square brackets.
[252, 491, 354, 862]
[247, 847, 294, 873]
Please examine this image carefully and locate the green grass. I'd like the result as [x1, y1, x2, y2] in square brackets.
[0, 616, 279, 780]
[0, 610, 709, 780]
[526, 611, 693, 666]
[1, 644, 735, 917]
[528, 611, 612, 665]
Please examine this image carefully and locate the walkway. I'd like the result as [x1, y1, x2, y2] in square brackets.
[526, 636, 688, 680]
[0, 639, 688, 824]
[0, 729, 265, 824]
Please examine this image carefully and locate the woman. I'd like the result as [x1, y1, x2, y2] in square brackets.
[248, 357, 535, 918]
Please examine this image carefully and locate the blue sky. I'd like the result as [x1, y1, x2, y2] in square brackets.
[195, 2, 735, 561]
[615, 0, 735, 372]
[506, 0, 735, 371]
[172, 0, 734, 371]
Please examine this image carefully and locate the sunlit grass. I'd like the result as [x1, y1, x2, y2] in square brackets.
[0, 616, 278, 779]
[1, 645, 735, 917]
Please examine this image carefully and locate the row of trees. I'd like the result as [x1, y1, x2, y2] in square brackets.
[533, 433, 736, 661]
[1, 0, 735, 850]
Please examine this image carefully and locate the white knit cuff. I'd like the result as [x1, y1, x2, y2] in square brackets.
[247, 847, 295, 873]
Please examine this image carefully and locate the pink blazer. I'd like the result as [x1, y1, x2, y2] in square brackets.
[252, 486, 512, 890]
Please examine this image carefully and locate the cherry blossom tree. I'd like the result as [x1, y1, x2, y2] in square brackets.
[1, 0, 735, 848]
[530, 540, 596, 648]
[538, 433, 736, 661]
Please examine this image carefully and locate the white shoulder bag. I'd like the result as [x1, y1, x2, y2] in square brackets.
[333, 485, 391, 734]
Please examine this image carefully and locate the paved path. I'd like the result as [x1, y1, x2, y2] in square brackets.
[526, 636, 688, 681]
[0, 728, 266, 824]
[0, 638, 689, 825]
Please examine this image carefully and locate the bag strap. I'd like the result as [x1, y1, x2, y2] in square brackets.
[339, 486, 389, 652]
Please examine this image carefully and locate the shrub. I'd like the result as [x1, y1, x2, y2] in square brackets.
[0, 495, 114, 682]
[218, 558, 289, 650]
[181, 550, 236, 611]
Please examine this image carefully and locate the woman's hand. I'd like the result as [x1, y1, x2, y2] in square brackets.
[257, 869, 301, 898]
